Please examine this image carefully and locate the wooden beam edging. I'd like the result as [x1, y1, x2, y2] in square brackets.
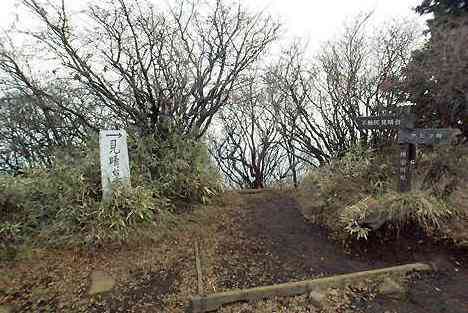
[237, 188, 271, 194]
[190, 262, 435, 313]
[194, 240, 204, 295]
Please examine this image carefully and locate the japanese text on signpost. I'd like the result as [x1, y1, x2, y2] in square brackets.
[99, 130, 131, 201]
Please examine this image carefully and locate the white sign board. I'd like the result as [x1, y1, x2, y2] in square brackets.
[99, 129, 131, 201]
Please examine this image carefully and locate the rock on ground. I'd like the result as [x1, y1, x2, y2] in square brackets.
[378, 277, 406, 299]
[309, 290, 326, 307]
[88, 270, 116, 296]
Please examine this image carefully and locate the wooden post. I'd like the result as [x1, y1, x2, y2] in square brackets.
[398, 143, 415, 193]
[398, 113, 415, 193]
[357, 110, 458, 193]
[194, 240, 204, 295]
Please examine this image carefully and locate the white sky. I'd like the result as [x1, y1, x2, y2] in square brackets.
[247, 0, 425, 41]
[0, 0, 427, 51]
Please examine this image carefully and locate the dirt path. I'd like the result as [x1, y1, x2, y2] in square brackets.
[213, 191, 468, 312]
[2, 191, 467, 313]
[214, 192, 384, 291]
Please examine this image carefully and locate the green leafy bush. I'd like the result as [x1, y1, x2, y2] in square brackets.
[0, 131, 221, 248]
[0, 222, 23, 244]
[129, 133, 221, 205]
[333, 145, 374, 179]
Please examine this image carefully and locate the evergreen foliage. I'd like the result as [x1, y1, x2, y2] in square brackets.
[416, 0, 468, 15]
[0, 133, 221, 250]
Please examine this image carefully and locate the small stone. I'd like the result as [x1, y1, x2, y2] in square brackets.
[378, 277, 406, 299]
[88, 271, 115, 296]
[309, 290, 326, 307]
[31, 287, 51, 301]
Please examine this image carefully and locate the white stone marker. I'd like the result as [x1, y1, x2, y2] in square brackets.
[99, 129, 131, 201]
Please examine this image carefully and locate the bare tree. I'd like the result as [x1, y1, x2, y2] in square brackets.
[0, 0, 279, 171]
[21, 0, 279, 136]
[266, 42, 331, 167]
[209, 15, 420, 188]
[268, 15, 420, 170]
[0, 37, 100, 171]
[315, 15, 419, 152]
[210, 74, 288, 189]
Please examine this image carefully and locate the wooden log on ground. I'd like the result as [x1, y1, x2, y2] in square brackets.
[236, 188, 271, 194]
[190, 262, 435, 313]
[194, 240, 204, 295]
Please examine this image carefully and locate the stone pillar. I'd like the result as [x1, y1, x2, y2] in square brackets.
[99, 130, 131, 201]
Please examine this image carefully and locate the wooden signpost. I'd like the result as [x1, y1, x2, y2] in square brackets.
[357, 111, 456, 193]
[356, 115, 402, 129]
[398, 128, 454, 145]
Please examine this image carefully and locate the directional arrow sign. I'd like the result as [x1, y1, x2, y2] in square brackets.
[356, 115, 401, 130]
[398, 128, 457, 145]
[356, 113, 415, 130]
[105, 133, 123, 138]
[355, 111, 459, 193]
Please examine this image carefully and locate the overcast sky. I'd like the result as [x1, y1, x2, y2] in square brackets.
[248, 0, 425, 40]
[0, 0, 427, 51]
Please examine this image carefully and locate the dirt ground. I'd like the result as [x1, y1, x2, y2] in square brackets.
[214, 191, 468, 313]
[1, 190, 467, 312]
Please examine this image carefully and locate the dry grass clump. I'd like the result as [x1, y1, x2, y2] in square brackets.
[340, 192, 457, 240]
[297, 144, 468, 244]
[297, 145, 394, 228]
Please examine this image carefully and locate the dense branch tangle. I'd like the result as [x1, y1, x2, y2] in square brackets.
[20, 0, 278, 138]
[268, 16, 419, 167]
[210, 74, 289, 189]
[0, 0, 279, 171]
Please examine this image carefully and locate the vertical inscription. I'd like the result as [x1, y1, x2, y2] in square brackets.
[99, 130, 131, 201]
[399, 144, 413, 193]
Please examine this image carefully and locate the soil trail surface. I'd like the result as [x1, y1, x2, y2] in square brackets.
[2, 190, 467, 313]
[214, 191, 468, 312]
[215, 192, 385, 290]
